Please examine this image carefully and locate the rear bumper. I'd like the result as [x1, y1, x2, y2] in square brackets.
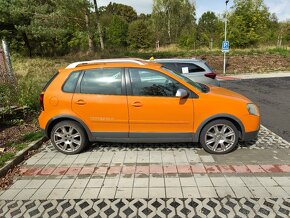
[242, 129, 259, 141]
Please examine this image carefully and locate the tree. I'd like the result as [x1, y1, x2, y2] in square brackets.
[197, 11, 223, 49]
[152, 0, 196, 45]
[105, 2, 137, 23]
[93, 0, 105, 50]
[228, 0, 272, 47]
[128, 19, 153, 49]
[106, 16, 128, 47]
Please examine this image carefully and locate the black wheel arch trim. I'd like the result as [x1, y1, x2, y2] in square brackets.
[45, 115, 94, 141]
[193, 114, 245, 142]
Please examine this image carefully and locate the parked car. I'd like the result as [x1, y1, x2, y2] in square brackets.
[38, 58, 260, 155]
[154, 58, 220, 86]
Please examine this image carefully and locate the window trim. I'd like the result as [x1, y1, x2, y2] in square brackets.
[43, 72, 59, 91]
[126, 67, 194, 98]
[74, 67, 126, 96]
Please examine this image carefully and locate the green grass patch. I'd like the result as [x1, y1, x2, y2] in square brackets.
[11, 143, 27, 151]
[22, 131, 44, 142]
[0, 152, 15, 168]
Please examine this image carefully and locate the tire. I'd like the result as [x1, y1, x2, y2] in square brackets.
[51, 120, 88, 155]
[199, 119, 239, 154]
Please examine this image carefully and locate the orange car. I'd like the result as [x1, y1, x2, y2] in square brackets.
[38, 59, 260, 155]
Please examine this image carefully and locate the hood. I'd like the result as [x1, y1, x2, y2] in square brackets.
[207, 85, 251, 103]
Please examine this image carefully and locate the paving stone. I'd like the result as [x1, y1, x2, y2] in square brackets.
[132, 188, 148, 198]
[137, 151, 150, 163]
[103, 178, 119, 187]
[111, 151, 126, 164]
[283, 187, 290, 195]
[248, 187, 271, 197]
[30, 189, 53, 200]
[47, 189, 68, 199]
[165, 177, 180, 187]
[149, 151, 162, 163]
[64, 189, 84, 199]
[198, 187, 218, 198]
[257, 177, 278, 187]
[241, 177, 262, 187]
[149, 177, 164, 187]
[226, 177, 245, 187]
[115, 188, 132, 198]
[179, 177, 196, 187]
[98, 152, 114, 164]
[231, 186, 253, 198]
[14, 189, 37, 200]
[10, 180, 31, 189]
[185, 150, 201, 163]
[40, 179, 60, 189]
[149, 187, 166, 198]
[266, 187, 288, 197]
[55, 179, 74, 189]
[71, 178, 89, 188]
[81, 188, 100, 199]
[26, 180, 46, 189]
[134, 178, 149, 187]
[165, 187, 183, 198]
[118, 177, 134, 188]
[210, 177, 229, 187]
[272, 177, 290, 186]
[195, 176, 213, 187]
[124, 151, 137, 163]
[0, 189, 21, 200]
[182, 187, 200, 198]
[174, 151, 189, 164]
[215, 187, 235, 198]
[162, 151, 175, 164]
[200, 155, 215, 163]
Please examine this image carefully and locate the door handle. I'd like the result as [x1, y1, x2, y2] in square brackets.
[132, 102, 142, 107]
[76, 100, 86, 105]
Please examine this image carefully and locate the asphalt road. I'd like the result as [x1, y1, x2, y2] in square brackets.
[221, 77, 290, 142]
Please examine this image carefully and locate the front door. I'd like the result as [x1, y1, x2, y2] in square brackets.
[127, 68, 194, 140]
[72, 68, 129, 139]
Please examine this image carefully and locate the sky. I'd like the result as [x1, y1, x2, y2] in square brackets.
[97, 0, 290, 21]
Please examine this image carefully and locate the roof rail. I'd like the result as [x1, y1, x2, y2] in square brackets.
[65, 58, 146, 69]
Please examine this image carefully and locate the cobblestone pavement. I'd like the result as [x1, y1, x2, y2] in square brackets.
[1, 125, 290, 217]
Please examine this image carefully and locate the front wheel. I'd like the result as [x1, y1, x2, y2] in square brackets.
[51, 121, 88, 155]
[200, 119, 239, 154]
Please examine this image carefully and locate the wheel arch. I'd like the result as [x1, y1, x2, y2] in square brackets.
[45, 115, 94, 141]
[193, 114, 245, 142]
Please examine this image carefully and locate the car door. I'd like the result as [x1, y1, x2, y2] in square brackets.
[127, 68, 194, 140]
[72, 68, 129, 139]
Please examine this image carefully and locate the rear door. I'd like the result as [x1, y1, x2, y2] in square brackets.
[72, 68, 129, 139]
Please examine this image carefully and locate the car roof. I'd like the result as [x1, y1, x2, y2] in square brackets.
[62, 58, 162, 72]
[154, 58, 205, 63]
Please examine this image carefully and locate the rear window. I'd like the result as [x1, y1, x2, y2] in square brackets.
[176, 63, 205, 73]
[62, 71, 81, 93]
[42, 72, 59, 91]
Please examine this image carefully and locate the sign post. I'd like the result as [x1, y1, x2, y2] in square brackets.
[223, 0, 230, 75]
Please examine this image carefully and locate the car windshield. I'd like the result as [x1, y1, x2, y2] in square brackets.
[162, 66, 204, 92]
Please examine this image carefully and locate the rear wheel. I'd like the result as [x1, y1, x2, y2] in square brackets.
[200, 119, 239, 154]
[51, 121, 88, 155]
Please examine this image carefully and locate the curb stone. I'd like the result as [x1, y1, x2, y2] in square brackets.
[0, 137, 47, 178]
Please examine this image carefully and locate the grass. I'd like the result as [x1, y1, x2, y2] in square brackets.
[0, 152, 15, 168]
[0, 131, 44, 168]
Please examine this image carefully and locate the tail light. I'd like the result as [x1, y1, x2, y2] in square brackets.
[40, 94, 44, 111]
[205, 73, 217, 79]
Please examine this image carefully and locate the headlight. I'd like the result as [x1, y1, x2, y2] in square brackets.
[247, 103, 259, 116]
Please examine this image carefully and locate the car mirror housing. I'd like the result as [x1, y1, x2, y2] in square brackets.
[176, 88, 189, 99]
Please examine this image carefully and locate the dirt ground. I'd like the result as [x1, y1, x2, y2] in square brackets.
[198, 55, 290, 74]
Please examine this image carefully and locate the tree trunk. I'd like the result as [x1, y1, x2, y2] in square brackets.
[93, 0, 104, 50]
[85, 11, 95, 53]
[167, 11, 171, 43]
[22, 32, 32, 57]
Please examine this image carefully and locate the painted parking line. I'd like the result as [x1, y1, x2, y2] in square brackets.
[19, 164, 290, 177]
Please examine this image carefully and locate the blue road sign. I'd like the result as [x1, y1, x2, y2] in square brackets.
[222, 41, 230, 52]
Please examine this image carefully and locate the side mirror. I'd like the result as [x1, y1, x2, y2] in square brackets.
[176, 88, 189, 99]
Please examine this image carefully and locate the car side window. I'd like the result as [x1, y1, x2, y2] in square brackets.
[177, 63, 205, 73]
[129, 68, 183, 97]
[162, 63, 181, 74]
[80, 68, 122, 95]
[62, 71, 80, 93]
